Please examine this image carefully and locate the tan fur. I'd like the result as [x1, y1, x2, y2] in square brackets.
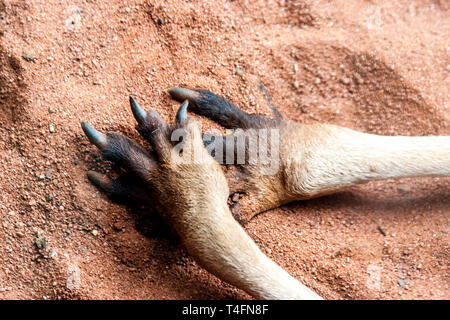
[176, 113, 449, 299]
[148, 120, 322, 299]
[228, 120, 450, 221]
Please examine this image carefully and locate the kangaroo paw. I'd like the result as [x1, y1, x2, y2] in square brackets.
[169, 87, 278, 129]
[81, 122, 156, 181]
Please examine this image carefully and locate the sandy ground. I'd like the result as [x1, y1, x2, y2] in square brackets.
[0, 0, 448, 299]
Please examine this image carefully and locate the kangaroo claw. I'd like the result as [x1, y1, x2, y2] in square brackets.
[169, 87, 201, 101]
[81, 122, 108, 149]
[129, 96, 147, 124]
[87, 170, 111, 189]
[176, 100, 189, 124]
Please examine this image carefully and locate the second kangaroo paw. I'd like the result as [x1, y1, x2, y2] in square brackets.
[169, 87, 278, 129]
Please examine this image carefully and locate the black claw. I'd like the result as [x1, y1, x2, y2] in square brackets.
[129, 97, 147, 124]
[81, 122, 108, 149]
[176, 100, 188, 124]
[87, 170, 110, 189]
[170, 87, 280, 129]
[169, 87, 201, 102]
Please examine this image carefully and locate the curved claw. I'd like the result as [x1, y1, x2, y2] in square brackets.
[176, 100, 189, 124]
[87, 170, 111, 190]
[129, 96, 147, 124]
[81, 122, 108, 149]
[148, 109, 164, 122]
[169, 87, 201, 102]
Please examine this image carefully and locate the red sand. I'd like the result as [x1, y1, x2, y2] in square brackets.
[0, 0, 448, 299]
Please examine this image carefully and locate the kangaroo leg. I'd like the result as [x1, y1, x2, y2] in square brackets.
[82, 98, 323, 300]
[294, 125, 450, 197]
[170, 88, 450, 224]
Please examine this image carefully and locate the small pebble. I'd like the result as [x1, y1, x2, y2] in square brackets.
[22, 51, 37, 62]
[45, 169, 54, 179]
[341, 77, 351, 85]
[397, 184, 411, 193]
[113, 222, 124, 231]
[234, 66, 244, 76]
[49, 124, 55, 133]
[35, 230, 47, 249]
